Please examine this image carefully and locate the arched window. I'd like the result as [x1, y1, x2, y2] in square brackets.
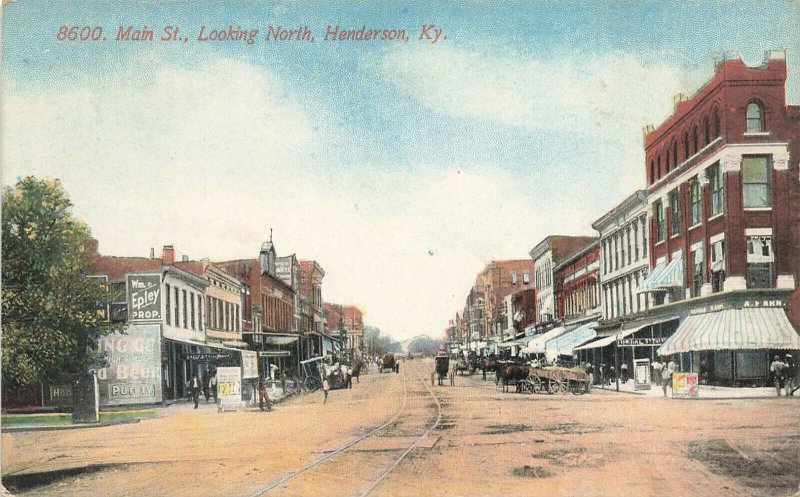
[692, 126, 698, 154]
[746, 102, 763, 132]
[672, 141, 678, 169]
[703, 116, 710, 145]
[683, 133, 690, 160]
[650, 159, 655, 183]
[657, 156, 662, 178]
[665, 150, 670, 173]
[713, 109, 720, 136]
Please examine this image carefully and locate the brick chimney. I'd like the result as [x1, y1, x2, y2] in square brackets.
[162, 245, 175, 265]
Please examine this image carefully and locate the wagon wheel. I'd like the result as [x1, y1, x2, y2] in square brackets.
[530, 375, 543, 394]
[571, 380, 586, 395]
[519, 379, 533, 394]
[547, 373, 567, 395]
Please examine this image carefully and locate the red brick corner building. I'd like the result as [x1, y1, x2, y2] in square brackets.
[638, 50, 800, 382]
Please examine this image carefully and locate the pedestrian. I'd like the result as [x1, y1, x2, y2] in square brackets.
[661, 362, 673, 398]
[770, 355, 786, 397]
[259, 376, 272, 411]
[785, 354, 797, 396]
[585, 362, 594, 390]
[190, 373, 200, 409]
[210, 370, 218, 403]
[322, 377, 330, 404]
[620, 362, 629, 384]
[652, 360, 663, 386]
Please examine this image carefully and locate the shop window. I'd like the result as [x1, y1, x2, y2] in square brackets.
[711, 240, 725, 293]
[669, 189, 681, 236]
[689, 177, 701, 226]
[654, 200, 665, 242]
[741, 156, 771, 208]
[745, 102, 763, 133]
[708, 162, 724, 216]
[746, 235, 774, 289]
[690, 247, 704, 298]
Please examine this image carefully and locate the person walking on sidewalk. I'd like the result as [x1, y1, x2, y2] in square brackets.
[190, 374, 200, 409]
[652, 360, 663, 386]
[259, 376, 272, 411]
[770, 355, 786, 397]
[785, 354, 797, 396]
[661, 362, 674, 398]
[210, 370, 218, 403]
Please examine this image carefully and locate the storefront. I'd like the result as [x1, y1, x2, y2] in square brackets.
[658, 299, 800, 385]
[520, 326, 567, 359]
[162, 339, 244, 402]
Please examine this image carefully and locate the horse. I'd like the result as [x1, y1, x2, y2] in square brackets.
[495, 362, 529, 392]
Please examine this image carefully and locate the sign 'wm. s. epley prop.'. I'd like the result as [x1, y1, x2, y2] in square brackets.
[126, 274, 161, 322]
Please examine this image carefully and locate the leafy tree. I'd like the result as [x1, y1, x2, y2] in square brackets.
[2, 177, 116, 388]
[408, 335, 442, 357]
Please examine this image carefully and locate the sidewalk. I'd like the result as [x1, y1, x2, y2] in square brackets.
[591, 379, 791, 399]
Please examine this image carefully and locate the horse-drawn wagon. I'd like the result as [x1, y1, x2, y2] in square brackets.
[434, 353, 454, 386]
[379, 354, 397, 373]
[519, 366, 589, 395]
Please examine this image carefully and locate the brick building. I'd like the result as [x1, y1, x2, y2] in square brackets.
[634, 50, 800, 383]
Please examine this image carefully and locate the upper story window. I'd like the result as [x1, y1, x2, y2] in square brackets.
[657, 156, 662, 179]
[708, 162, 724, 216]
[672, 141, 678, 169]
[745, 102, 764, 133]
[654, 200, 665, 242]
[683, 133, 690, 160]
[665, 150, 670, 173]
[692, 126, 699, 154]
[689, 177, 701, 226]
[746, 235, 774, 289]
[650, 159, 655, 183]
[523, 270, 530, 284]
[741, 156, 771, 208]
[511, 272, 518, 284]
[669, 189, 681, 236]
[165, 284, 171, 326]
[703, 116, 710, 145]
[713, 109, 721, 137]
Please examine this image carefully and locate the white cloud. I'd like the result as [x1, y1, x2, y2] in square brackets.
[381, 46, 710, 134]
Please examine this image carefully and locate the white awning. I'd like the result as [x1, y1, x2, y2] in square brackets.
[638, 254, 684, 292]
[574, 316, 678, 351]
[521, 326, 566, 354]
[545, 322, 598, 361]
[658, 307, 800, 355]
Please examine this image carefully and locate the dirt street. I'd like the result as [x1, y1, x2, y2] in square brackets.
[2, 358, 799, 497]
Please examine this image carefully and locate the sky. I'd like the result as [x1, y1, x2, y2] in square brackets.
[3, 1, 799, 340]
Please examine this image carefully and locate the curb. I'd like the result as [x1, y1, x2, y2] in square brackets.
[2, 418, 142, 433]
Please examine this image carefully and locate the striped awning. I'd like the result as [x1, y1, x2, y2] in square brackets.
[520, 326, 566, 354]
[545, 322, 598, 361]
[658, 307, 800, 355]
[638, 254, 683, 292]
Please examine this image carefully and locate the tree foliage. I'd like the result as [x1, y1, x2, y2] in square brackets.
[363, 326, 401, 356]
[408, 335, 442, 357]
[2, 177, 116, 388]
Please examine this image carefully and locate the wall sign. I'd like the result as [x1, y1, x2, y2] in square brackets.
[126, 274, 162, 322]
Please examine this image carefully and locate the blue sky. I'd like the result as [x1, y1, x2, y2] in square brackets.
[3, 1, 799, 339]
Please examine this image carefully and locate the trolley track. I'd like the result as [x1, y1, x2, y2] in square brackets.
[247, 362, 443, 497]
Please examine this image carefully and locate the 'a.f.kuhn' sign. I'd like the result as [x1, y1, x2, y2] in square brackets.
[126, 274, 161, 322]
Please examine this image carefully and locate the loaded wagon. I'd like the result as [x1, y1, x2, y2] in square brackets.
[519, 366, 589, 395]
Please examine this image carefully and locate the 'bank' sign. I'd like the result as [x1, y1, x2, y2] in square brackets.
[127, 274, 161, 322]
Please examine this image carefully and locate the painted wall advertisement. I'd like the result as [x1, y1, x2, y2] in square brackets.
[97, 324, 162, 406]
[126, 273, 161, 322]
[672, 372, 700, 399]
[217, 366, 242, 406]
